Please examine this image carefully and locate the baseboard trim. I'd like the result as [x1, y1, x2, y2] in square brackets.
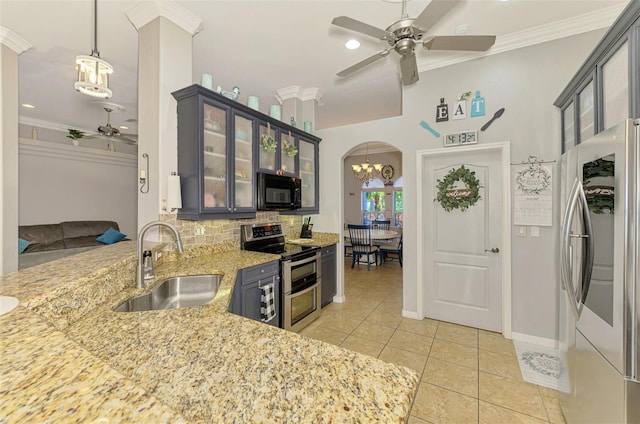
[402, 310, 420, 320]
[332, 295, 345, 304]
[511, 331, 558, 349]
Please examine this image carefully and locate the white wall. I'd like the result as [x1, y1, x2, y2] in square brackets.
[1, 44, 20, 274]
[18, 138, 137, 238]
[313, 30, 606, 340]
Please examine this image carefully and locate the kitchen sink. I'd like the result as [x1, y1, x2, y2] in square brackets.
[114, 274, 222, 313]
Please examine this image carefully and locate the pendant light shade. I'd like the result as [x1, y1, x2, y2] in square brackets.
[75, 0, 113, 98]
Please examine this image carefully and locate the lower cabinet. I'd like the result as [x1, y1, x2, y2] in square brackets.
[229, 260, 280, 328]
[320, 244, 337, 308]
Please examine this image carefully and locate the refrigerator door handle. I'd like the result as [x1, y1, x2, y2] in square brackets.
[578, 182, 594, 306]
[561, 178, 582, 320]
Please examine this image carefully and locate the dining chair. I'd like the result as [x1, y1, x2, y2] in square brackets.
[378, 234, 403, 267]
[371, 220, 391, 230]
[347, 224, 380, 271]
[344, 235, 352, 257]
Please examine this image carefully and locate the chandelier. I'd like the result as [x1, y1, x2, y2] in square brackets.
[75, 0, 113, 98]
[351, 144, 382, 186]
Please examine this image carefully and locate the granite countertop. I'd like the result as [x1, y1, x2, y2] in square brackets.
[0, 238, 418, 423]
[285, 231, 340, 248]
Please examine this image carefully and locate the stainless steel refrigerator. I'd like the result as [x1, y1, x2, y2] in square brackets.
[559, 118, 639, 423]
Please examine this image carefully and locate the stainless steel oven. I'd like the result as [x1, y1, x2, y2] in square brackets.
[240, 223, 322, 332]
[282, 250, 321, 333]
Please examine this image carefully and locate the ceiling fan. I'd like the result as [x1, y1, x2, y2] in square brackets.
[332, 0, 496, 85]
[93, 107, 137, 145]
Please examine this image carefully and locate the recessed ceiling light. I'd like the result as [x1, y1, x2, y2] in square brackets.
[21, 103, 35, 109]
[455, 25, 469, 35]
[345, 39, 360, 50]
[119, 125, 129, 130]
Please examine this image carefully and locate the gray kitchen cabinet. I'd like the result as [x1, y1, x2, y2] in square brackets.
[296, 136, 319, 214]
[172, 85, 257, 220]
[556, 1, 639, 150]
[229, 260, 280, 327]
[562, 101, 576, 152]
[320, 244, 337, 308]
[601, 39, 630, 130]
[258, 123, 321, 214]
[577, 78, 595, 144]
[173, 84, 322, 218]
[257, 120, 298, 178]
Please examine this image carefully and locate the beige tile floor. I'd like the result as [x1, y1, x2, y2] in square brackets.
[300, 258, 567, 424]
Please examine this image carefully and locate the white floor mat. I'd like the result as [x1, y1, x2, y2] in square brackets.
[514, 341, 569, 392]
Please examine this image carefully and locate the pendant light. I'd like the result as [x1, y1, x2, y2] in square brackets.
[75, 0, 113, 98]
[351, 143, 382, 186]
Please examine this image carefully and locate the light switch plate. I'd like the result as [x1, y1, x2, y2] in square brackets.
[517, 226, 527, 237]
[530, 226, 540, 237]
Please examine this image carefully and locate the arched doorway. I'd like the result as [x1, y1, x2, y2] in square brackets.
[342, 142, 403, 287]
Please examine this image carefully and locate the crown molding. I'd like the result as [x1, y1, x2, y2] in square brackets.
[275, 86, 323, 104]
[19, 138, 137, 166]
[0, 27, 32, 54]
[125, 0, 203, 35]
[417, 3, 626, 73]
[19, 117, 95, 135]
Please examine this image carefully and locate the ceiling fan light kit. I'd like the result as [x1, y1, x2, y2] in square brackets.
[75, 0, 113, 99]
[332, 0, 496, 86]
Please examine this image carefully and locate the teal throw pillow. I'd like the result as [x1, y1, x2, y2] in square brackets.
[18, 238, 31, 254]
[97, 227, 126, 245]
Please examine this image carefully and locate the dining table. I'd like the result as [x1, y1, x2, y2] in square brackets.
[370, 229, 399, 241]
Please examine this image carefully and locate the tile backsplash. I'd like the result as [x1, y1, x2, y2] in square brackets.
[160, 212, 302, 250]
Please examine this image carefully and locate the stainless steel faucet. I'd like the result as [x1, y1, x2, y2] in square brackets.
[136, 221, 184, 288]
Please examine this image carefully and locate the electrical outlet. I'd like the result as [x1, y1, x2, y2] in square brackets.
[517, 226, 527, 237]
[530, 226, 540, 237]
[155, 251, 162, 261]
[196, 226, 205, 236]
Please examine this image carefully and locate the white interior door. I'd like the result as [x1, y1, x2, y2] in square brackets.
[422, 148, 503, 331]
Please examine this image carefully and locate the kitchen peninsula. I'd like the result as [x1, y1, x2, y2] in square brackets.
[0, 241, 418, 423]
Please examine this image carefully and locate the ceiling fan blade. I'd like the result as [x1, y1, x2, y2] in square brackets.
[116, 136, 137, 145]
[413, 0, 462, 32]
[400, 53, 419, 86]
[337, 48, 392, 77]
[332, 16, 394, 41]
[423, 35, 496, 51]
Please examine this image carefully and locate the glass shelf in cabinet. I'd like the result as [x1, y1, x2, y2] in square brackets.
[204, 127, 225, 137]
[204, 175, 226, 181]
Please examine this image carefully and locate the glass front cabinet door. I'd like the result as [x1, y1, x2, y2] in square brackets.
[257, 121, 298, 177]
[297, 137, 319, 213]
[258, 121, 277, 172]
[231, 111, 255, 213]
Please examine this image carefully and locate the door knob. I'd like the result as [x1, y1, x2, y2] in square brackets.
[484, 247, 500, 253]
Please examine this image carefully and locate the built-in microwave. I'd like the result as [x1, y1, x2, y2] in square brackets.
[257, 172, 301, 211]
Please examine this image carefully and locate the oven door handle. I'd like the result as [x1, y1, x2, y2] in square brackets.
[287, 281, 318, 298]
[285, 251, 321, 268]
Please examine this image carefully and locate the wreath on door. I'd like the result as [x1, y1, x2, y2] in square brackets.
[435, 165, 482, 212]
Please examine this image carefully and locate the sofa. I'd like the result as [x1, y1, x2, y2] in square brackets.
[18, 221, 126, 269]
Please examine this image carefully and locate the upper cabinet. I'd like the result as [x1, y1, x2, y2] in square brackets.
[555, 2, 639, 151]
[172, 85, 322, 219]
[297, 136, 319, 212]
[257, 121, 298, 177]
